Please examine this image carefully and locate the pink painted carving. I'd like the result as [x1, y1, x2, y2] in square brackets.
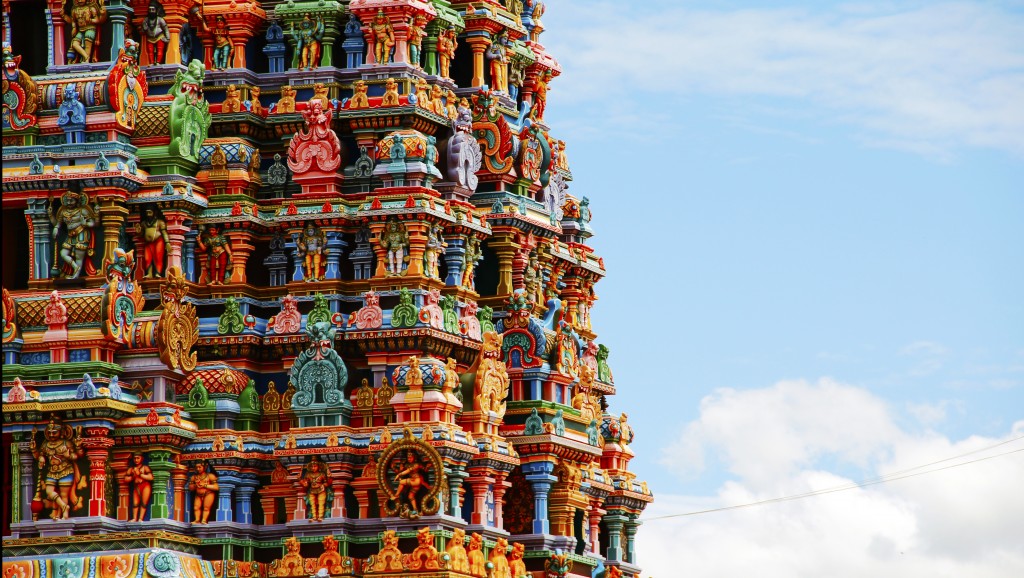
[286, 100, 342, 174]
[268, 294, 301, 334]
[418, 289, 444, 330]
[459, 300, 482, 340]
[45, 290, 68, 327]
[354, 290, 383, 330]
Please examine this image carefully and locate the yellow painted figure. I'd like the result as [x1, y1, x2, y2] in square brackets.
[188, 462, 219, 524]
[64, 0, 107, 63]
[371, 10, 395, 64]
[32, 416, 86, 520]
[300, 457, 329, 521]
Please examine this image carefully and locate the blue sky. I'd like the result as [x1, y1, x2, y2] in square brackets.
[540, 1, 1023, 575]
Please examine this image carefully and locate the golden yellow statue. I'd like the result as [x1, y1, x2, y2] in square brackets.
[381, 78, 400, 107]
[370, 530, 404, 572]
[370, 10, 395, 64]
[272, 537, 305, 577]
[222, 84, 242, 113]
[64, 0, 108, 64]
[188, 461, 219, 524]
[509, 542, 527, 578]
[572, 364, 601, 424]
[404, 527, 440, 570]
[445, 89, 459, 120]
[489, 537, 511, 578]
[473, 331, 510, 417]
[415, 78, 431, 110]
[32, 416, 86, 520]
[437, 27, 457, 79]
[429, 84, 446, 116]
[296, 222, 327, 282]
[349, 80, 369, 109]
[317, 535, 344, 574]
[467, 532, 486, 577]
[311, 82, 330, 110]
[445, 528, 470, 572]
[277, 85, 297, 113]
[250, 86, 263, 115]
[300, 456, 330, 522]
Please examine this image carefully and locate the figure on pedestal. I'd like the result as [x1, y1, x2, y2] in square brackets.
[408, 15, 427, 68]
[277, 85, 297, 113]
[300, 456, 330, 522]
[136, 205, 170, 278]
[379, 218, 409, 276]
[531, 69, 552, 121]
[370, 10, 394, 64]
[467, 532, 486, 577]
[437, 27, 457, 79]
[424, 223, 447, 279]
[31, 416, 86, 520]
[188, 461, 219, 524]
[222, 84, 242, 112]
[349, 80, 369, 109]
[292, 12, 324, 70]
[296, 223, 327, 282]
[486, 32, 510, 93]
[197, 225, 232, 285]
[141, 0, 170, 64]
[123, 452, 153, 522]
[462, 237, 481, 289]
[64, 0, 108, 64]
[200, 14, 233, 70]
[446, 528, 470, 572]
[49, 191, 98, 279]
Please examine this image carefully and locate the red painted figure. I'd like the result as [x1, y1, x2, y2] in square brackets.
[197, 225, 232, 285]
[136, 206, 170, 277]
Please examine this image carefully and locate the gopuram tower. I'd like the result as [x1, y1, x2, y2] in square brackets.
[1, 1, 651, 577]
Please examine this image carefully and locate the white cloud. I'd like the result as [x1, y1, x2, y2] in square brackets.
[640, 380, 1024, 577]
[545, 2, 1024, 158]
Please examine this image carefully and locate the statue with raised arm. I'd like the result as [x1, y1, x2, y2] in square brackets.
[49, 191, 98, 279]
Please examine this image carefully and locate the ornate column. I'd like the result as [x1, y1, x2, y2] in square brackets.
[26, 198, 52, 280]
[465, 34, 491, 88]
[329, 465, 352, 519]
[110, 450, 131, 520]
[183, 229, 198, 282]
[45, 1, 67, 67]
[234, 475, 258, 525]
[81, 430, 115, 517]
[488, 234, 519, 297]
[588, 500, 605, 554]
[96, 194, 130, 265]
[466, 472, 494, 526]
[522, 460, 556, 534]
[17, 441, 34, 522]
[443, 238, 465, 287]
[603, 513, 626, 562]
[163, 210, 191, 274]
[446, 467, 467, 519]
[215, 472, 238, 522]
[224, 230, 253, 283]
[324, 231, 347, 281]
[492, 472, 510, 530]
[148, 451, 176, 519]
[172, 463, 188, 522]
[107, 0, 131, 62]
[624, 517, 640, 564]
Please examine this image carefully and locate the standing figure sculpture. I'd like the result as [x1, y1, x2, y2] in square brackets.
[437, 27, 457, 79]
[141, 0, 170, 64]
[380, 218, 409, 276]
[188, 461, 219, 524]
[462, 237, 481, 289]
[292, 12, 324, 70]
[408, 15, 427, 68]
[486, 32, 510, 93]
[370, 10, 394, 64]
[64, 0, 107, 64]
[424, 223, 447, 279]
[296, 223, 327, 282]
[197, 225, 232, 285]
[49, 192, 98, 279]
[31, 416, 86, 520]
[531, 69, 552, 121]
[136, 205, 170, 278]
[123, 452, 154, 522]
[300, 457, 330, 522]
[201, 14, 233, 70]
[393, 450, 431, 515]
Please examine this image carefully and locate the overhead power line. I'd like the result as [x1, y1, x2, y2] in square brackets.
[645, 435, 1024, 521]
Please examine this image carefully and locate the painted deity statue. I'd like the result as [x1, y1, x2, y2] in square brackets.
[424, 223, 447, 279]
[408, 15, 427, 68]
[437, 27, 457, 79]
[31, 416, 86, 520]
[197, 225, 232, 285]
[64, 0, 108, 64]
[135, 205, 170, 278]
[446, 528, 470, 572]
[188, 461, 219, 524]
[201, 14, 233, 70]
[49, 191, 98, 279]
[380, 218, 409, 276]
[296, 223, 327, 282]
[292, 12, 325, 70]
[474, 331, 510, 417]
[531, 69, 552, 121]
[370, 10, 395, 64]
[462, 236, 481, 288]
[489, 538, 511, 578]
[123, 452, 154, 522]
[394, 450, 431, 515]
[486, 32, 510, 93]
[300, 457, 330, 522]
[467, 533, 486, 577]
[3, 42, 40, 130]
[141, 0, 170, 64]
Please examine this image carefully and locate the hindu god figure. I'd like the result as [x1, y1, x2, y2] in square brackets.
[445, 528, 470, 572]
[394, 450, 431, 515]
[408, 14, 427, 68]
[486, 32, 510, 93]
[49, 191, 98, 279]
[135, 205, 170, 278]
[141, 0, 170, 64]
[462, 237, 481, 288]
[437, 27, 457, 79]
[424, 223, 447, 279]
[370, 10, 394, 64]
[123, 452, 154, 522]
[531, 69, 552, 121]
[31, 416, 86, 520]
[64, 0, 108, 64]
[467, 532, 486, 577]
[300, 457, 330, 522]
[188, 461, 219, 524]
[379, 218, 409, 276]
[201, 14, 233, 70]
[197, 225, 232, 285]
[293, 12, 325, 70]
[296, 223, 327, 282]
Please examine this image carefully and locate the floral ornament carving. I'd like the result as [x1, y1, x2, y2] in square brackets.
[107, 38, 148, 131]
[354, 290, 383, 329]
[45, 290, 68, 327]
[596, 343, 614, 383]
[157, 267, 198, 372]
[307, 293, 331, 326]
[376, 427, 444, 519]
[268, 294, 301, 334]
[418, 289, 444, 330]
[218, 297, 245, 334]
[101, 248, 144, 344]
[145, 550, 181, 578]
[458, 300, 482, 340]
[474, 331, 510, 417]
[289, 322, 348, 408]
[402, 527, 441, 571]
[2, 42, 39, 130]
[287, 99, 342, 174]
[390, 288, 418, 328]
[368, 530, 404, 572]
[447, 101, 481, 189]
[3, 286, 19, 344]
[471, 88, 514, 174]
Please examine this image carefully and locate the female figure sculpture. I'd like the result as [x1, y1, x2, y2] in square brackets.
[188, 461, 219, 524]
[123, 452, 154, 522]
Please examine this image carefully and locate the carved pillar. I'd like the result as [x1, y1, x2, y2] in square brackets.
[466, 473, 493, 526]
[422, 31, 438, 76]
[107, 0, 130, 62]
[286, 235, 304, 282]
[215, 473, 238, 522]
[111, 450, 131, 520]
[404, 222, 429, 277]
[603, 513, 626, 562]
[224, 230, 253, 284]
[172, 464, 188, 522]
[588, 501, 605, 554]
[17, 441, 34, 522]
[26, 198, 52, 280]
[523, 460, 556, 534]
[234, 476, 257, 525]
[148, 451, 175, 519]
[45, 2, 66, 67]
[82, 431, 115, 517]
[488, 235, 519, 297]
[466, 35, 491, 88]
[183, 229, 198, 282]
[443, 238, 465, 287]
[324, 232, 347, 281]
[446, 467, 467, 519]
[163, 210, 191, 274]
[330, 466, 351, 519]
[624, 517, 639, 564]
[492, 473, 510, 530]
[96, 195, 130, 266]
